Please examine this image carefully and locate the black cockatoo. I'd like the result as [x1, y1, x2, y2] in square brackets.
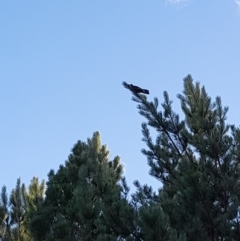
[123, 82, 150, 94]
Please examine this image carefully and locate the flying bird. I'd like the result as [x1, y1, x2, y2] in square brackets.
[123, 82, 150, 94]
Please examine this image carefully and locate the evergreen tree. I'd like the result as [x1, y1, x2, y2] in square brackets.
[30, 132, 124, 241]
[0, 185, 11, 241]
[9, 178, 28, 241]
[123, 75, 240, 241]
[0, 178, 29, 241]
[0, 177, 44, 241]
[25, 177, 45, 241]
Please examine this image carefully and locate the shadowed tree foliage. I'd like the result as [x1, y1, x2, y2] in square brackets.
[28, 130, 187, 239]
[4, 75, 239, 241]
[0, 177, 45, 241]
[0, 185, 11, 241]
[0, 178, 29, 241]
[123, 75, 240, 241]
[30, 132, 125, 241]
[25, 177, 45, 241]
[28, 132, 182, 241]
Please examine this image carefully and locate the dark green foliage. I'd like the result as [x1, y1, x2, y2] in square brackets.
[0, 177, 44, 241]
[30, 131, 176, 241]
[0, 185, 10, 241]
[3, 75, 239, 240]
[30, 132, 124, 241]
[0, 179, 29, 241]
[124, 75, 240, 240]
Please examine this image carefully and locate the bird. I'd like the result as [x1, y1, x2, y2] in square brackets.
[127, 84, 150, 94]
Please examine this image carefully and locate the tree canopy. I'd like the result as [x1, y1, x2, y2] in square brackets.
[124, 75, 240, 240]
[1, 75, 240, 241]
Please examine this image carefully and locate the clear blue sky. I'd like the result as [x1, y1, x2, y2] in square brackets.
[1, 0, 240, 194]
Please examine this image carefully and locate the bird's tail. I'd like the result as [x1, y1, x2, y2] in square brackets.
[142, 89, 150, 94]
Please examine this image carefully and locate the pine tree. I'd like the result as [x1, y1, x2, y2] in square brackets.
[30, 132, 124, 241]
[0, 185, 11, 241]
[123, 75, 240, 241]
[25, 177, 45, 241]
[9, 178, 28, 241]
[0, 177, 43, 241]
[0, 178, 29, 241]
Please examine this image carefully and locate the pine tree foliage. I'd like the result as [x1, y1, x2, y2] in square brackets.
[0, 177, 44, 241]
[9, 178, 28, 241]
[2, 75, 239, 241]
[0, 178, 29, 241]
[30, 132, 124, 241]
[25, 177, 45, 241]
[123, 75, 240, 240]
[30, 132, 173, 241]
[0, 185, 11, 241]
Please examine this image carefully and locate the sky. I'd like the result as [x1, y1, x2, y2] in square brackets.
[1, 0, 240, 195]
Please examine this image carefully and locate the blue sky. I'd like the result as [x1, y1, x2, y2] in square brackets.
[1, 0, 240, 194]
